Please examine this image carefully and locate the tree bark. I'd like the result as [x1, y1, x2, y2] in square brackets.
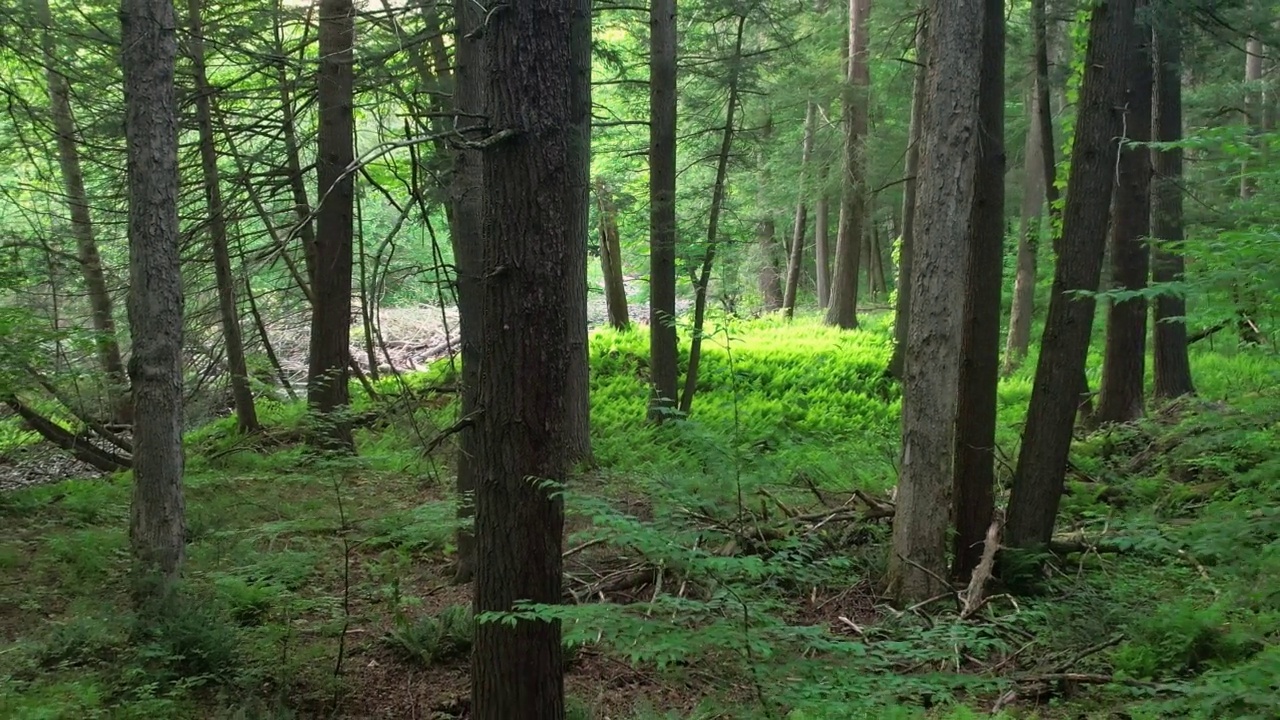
[824, 0, 870, 329]
[1002, 86, 1045, 376]
[815, 161, 832, 309]
[648, 0, 680, 421]
[783, 101, 818, 317]
[889, 0, 985, 605]
[951, 0, 1004, 582]
[187, 0, 259, 435]
[1096, 5, 1152, 425]
[121, 0, 186, 610]
[36, 0, 129, 423]
[1006, 0, 1137, 551]
[307, 0, 356, 450]
[1150, 12, 1195, 399]
[1236, 35, 1264, 345]
[595, 179, 631, 331]
[889, 17, 927, 380]
[469, 0, 590, 713]
[757, 212, 783, 311]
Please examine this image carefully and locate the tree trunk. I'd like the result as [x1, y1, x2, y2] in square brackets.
[36, 0, 129, 424]
[275, 7, 320, 291]
[1150, 11, 1195, 399]
[951, 0, 1004, 582]
[815, 161, 832, 308]
[121, 0, 186, 611]
[469, 0, 590, 713]
[1006, 0, 1137, 552]
[648, 0, 680, 421]
[824, 0, 870, 329]
[1002, 87, 1045, 376]
[1096, 7, 1152, 425]
[187, 0, 259, 435]
[889, 0, 985, 605]
[757, 214, 783, 310]
[448, 0, 485, 584]
[889, 17, 927, 380]
[565, 0, 594, 465]
[679, 14, 745, 417]
[783, 101, 818, 317]
[307, 0, 356, 451]
[1236, 36, 1264, 345]
[595, 179, 631, 331]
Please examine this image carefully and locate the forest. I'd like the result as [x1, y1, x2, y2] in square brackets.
[0, 0, 1277, 717]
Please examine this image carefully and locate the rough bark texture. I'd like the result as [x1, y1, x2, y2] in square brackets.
[187, 0, 259, 434]
[449, 0, 485, 584]
[757, 214, 784, 311]
[951, 0, 1004, 582]
[1003, 87, 1045, 376]
[565, 3, 594, 465]
[889, 19, 927, 380]
[1006, 0, 1136, 551]
[37, 0, 129, 423]
[1032, 0, 1061, 214]
[469, 0, 590, 714]
[595, 179, 631, 331]
[1236, 36, 1264, 345]
[824, 0, 870, 329]
[1096, 6, 1153, 425]
[648, 0, 679, 420]
[121, 0, 186, 609]
[814, 161, 832, 308]
[889, 0, 984, 605]
[1150, 14, 1195, 399]
[307, 0, 356, 450]
[782, 101, 817, 317]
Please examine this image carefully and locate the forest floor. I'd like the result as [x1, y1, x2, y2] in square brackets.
[1, 315, 1278, 719]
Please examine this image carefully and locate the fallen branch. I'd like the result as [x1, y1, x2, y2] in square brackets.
[4, 396, 130, 473]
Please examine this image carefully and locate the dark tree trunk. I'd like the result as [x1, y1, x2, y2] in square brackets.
[566, 0, 594, 465]
[951, 0, 1004, 582]
[595, 179, 631, 331]
[274, 6, 320, 291]
[469, 0, 590, 714]
[783, 101, 817, 317]
[187, 0, 259, 434]
[889, 16, 927, 380]
[1006, 0, 1137, 551]
[814, 161, 832, 308]
[825, 0, 870, 329]
[1003, 86, 1045, 376]
[121, 0, 186, 610]
[37, 0, 129, 424]
[1150, 12, 1195, 399]
[307, 0, 356, 450]
[1096, 5, 1153, 425]
[1235, 36, 1264, 345]
[449, 0, 485, 584]
[648, 0, 679, 421]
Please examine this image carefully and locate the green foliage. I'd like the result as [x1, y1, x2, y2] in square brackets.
[383, 604, 473, 666]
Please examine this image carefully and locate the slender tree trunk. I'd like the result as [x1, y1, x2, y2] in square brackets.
[36, 0, 129, 423]
[783, 101, 818, 317]
[565, 2, 594, 466]
[1236, 35, 1264, 345]
[869, 222, 887, 297]
[187, 0, 259, 434]
[121, 0, 185, 611]
[1150, 12, 1195, 399]
[648, 0, 679, 421]
[825, 0, 871, 329]
[757, 215, 783, 310]
[951, 0, 1004, 582]
[1006, 0, 1137, 551]
[679, 14, 745, 416]
[596, 179, 631, 331]
[469, 0, 589, 713]
[889, 0, 985, 605]
[275, 8, 320, 288]
[1002, 87, 1045, 376]
[1096, 6, 1153, 425]
[307, 0, 356, 450]
[889, 16, 927, 380]
[815, 161, 832, 308]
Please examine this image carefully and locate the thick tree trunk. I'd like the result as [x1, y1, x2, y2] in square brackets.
[595, 179, 631, 331]
[814, 162, 832, 308]
[1150, 13, 1195, 399]
[889, 18, 927, 380]
[648, 0, 680, 421]
[121, 0, 186, 610]
[307, 0, 356, 450]
[36, 0, 129, 423]
[187, 0, 259, 435]
[1002, 87, 1045, 376]
[469, 0, 590, 714]
[889, 0, 985, 605]
[783, 101, 817, 317]
[757, 212, 784, 310]
[1096, 7, 1153, 425]
[824, 0, 870, 329]
[1006, 0, 1137, 551]
[951, 0, 1004, 582]
[565, 0, 594, 465]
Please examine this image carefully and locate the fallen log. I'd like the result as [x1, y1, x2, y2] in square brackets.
[4, 396, 130, 473]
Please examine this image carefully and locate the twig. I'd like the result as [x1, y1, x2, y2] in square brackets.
[960, 510, 1004, 619]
